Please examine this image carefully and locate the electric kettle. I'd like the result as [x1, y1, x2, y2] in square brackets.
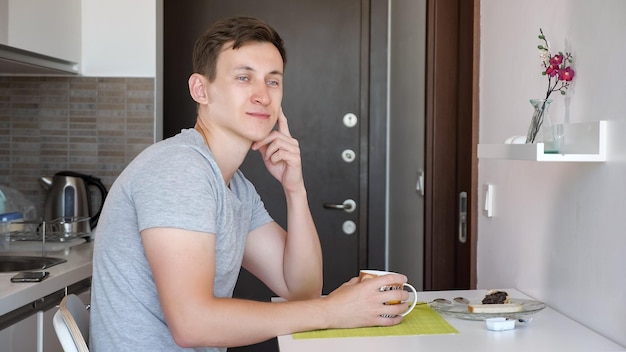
[39, 171, 108, 231]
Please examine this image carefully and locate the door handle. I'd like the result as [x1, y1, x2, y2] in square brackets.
[458, 191, 467, 243]
[323, 199, 357, 213]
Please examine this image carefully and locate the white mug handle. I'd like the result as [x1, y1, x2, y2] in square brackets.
[400, 283, 418, 316]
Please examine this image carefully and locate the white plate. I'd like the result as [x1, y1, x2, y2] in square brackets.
[430, 298, 546, 320]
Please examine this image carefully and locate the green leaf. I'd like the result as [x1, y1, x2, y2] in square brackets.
[538, 45, 545, 50]
[538, 35, 545, 40]
[560, 91, 566, 95]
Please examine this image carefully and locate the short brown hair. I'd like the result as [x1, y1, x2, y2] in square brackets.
[192, 16, 286, 81]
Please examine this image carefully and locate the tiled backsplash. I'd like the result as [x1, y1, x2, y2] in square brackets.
[0, 76, 155, 216]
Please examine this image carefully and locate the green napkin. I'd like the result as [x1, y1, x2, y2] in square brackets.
[293, 303, 459, 339]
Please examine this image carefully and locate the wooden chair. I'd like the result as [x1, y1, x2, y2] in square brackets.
[53, 294, 90, 352]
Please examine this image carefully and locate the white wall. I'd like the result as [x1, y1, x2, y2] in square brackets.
[81, 0, 156, 77]
[479, 0, 626, 347]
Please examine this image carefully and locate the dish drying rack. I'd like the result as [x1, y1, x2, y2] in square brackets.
[2, 217, 91, 242]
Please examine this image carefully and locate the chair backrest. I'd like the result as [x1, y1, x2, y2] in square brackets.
[53, 294, 90, 352]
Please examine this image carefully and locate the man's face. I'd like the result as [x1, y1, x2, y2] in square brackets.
[204, 41, 284, 143]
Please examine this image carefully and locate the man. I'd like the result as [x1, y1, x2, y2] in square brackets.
[90, 16, 409, 352]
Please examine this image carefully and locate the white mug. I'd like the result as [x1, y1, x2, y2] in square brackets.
[359, 269, 418, 317]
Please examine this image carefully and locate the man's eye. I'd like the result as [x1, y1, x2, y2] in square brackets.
[267, 80, 279, 87]
[237, 76, 249, 82]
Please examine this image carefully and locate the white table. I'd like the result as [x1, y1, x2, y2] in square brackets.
[276, 289, 625, 352]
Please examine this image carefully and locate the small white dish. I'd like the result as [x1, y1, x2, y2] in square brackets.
[485, 317, 515, 331]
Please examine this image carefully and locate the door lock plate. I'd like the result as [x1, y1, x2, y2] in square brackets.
[341, 149, 356, 163]
[342, 220, 356, 235]
[343, 113, 358, 128]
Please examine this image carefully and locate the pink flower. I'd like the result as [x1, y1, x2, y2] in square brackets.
[549, 54, 563, 66]
[536, 29, 575, 98]
[545, 65, 559, 77]
[558, 66, 575, 81]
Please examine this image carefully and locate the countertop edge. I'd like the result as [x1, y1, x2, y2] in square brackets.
[0, 241, 94, 316]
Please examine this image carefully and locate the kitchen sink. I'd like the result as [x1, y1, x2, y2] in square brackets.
[0, 256, 67, 273]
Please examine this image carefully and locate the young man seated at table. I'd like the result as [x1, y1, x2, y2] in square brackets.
[89, 16, 410, 352]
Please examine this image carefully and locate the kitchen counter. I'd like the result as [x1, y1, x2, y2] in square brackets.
[0, 241, 93, 324]
[276, 289, 625, 352]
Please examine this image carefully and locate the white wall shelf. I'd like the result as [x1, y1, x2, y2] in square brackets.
[478, 120, 607, 162]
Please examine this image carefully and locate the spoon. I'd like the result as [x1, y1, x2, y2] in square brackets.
[416, 297, 471, 306]
[415, 298, 451, 306]
[453, 296, 470, 305]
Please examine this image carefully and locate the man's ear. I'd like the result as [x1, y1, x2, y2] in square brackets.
[188, 73, 209, 104]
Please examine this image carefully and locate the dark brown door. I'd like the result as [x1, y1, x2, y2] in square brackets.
[162, 0, 477, 350]
[424, 0, 478, 290]
[163, 0, 371, 305]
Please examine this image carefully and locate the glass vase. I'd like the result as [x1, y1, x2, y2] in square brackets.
[525, 99, 558, 153]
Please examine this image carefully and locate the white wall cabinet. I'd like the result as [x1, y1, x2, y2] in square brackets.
[2, 0, 81, 63]
[2, 0, 156, 77]
[0, 0, 80, 75]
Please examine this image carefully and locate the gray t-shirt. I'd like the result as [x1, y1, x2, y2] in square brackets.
[90, 129, 273, 352]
